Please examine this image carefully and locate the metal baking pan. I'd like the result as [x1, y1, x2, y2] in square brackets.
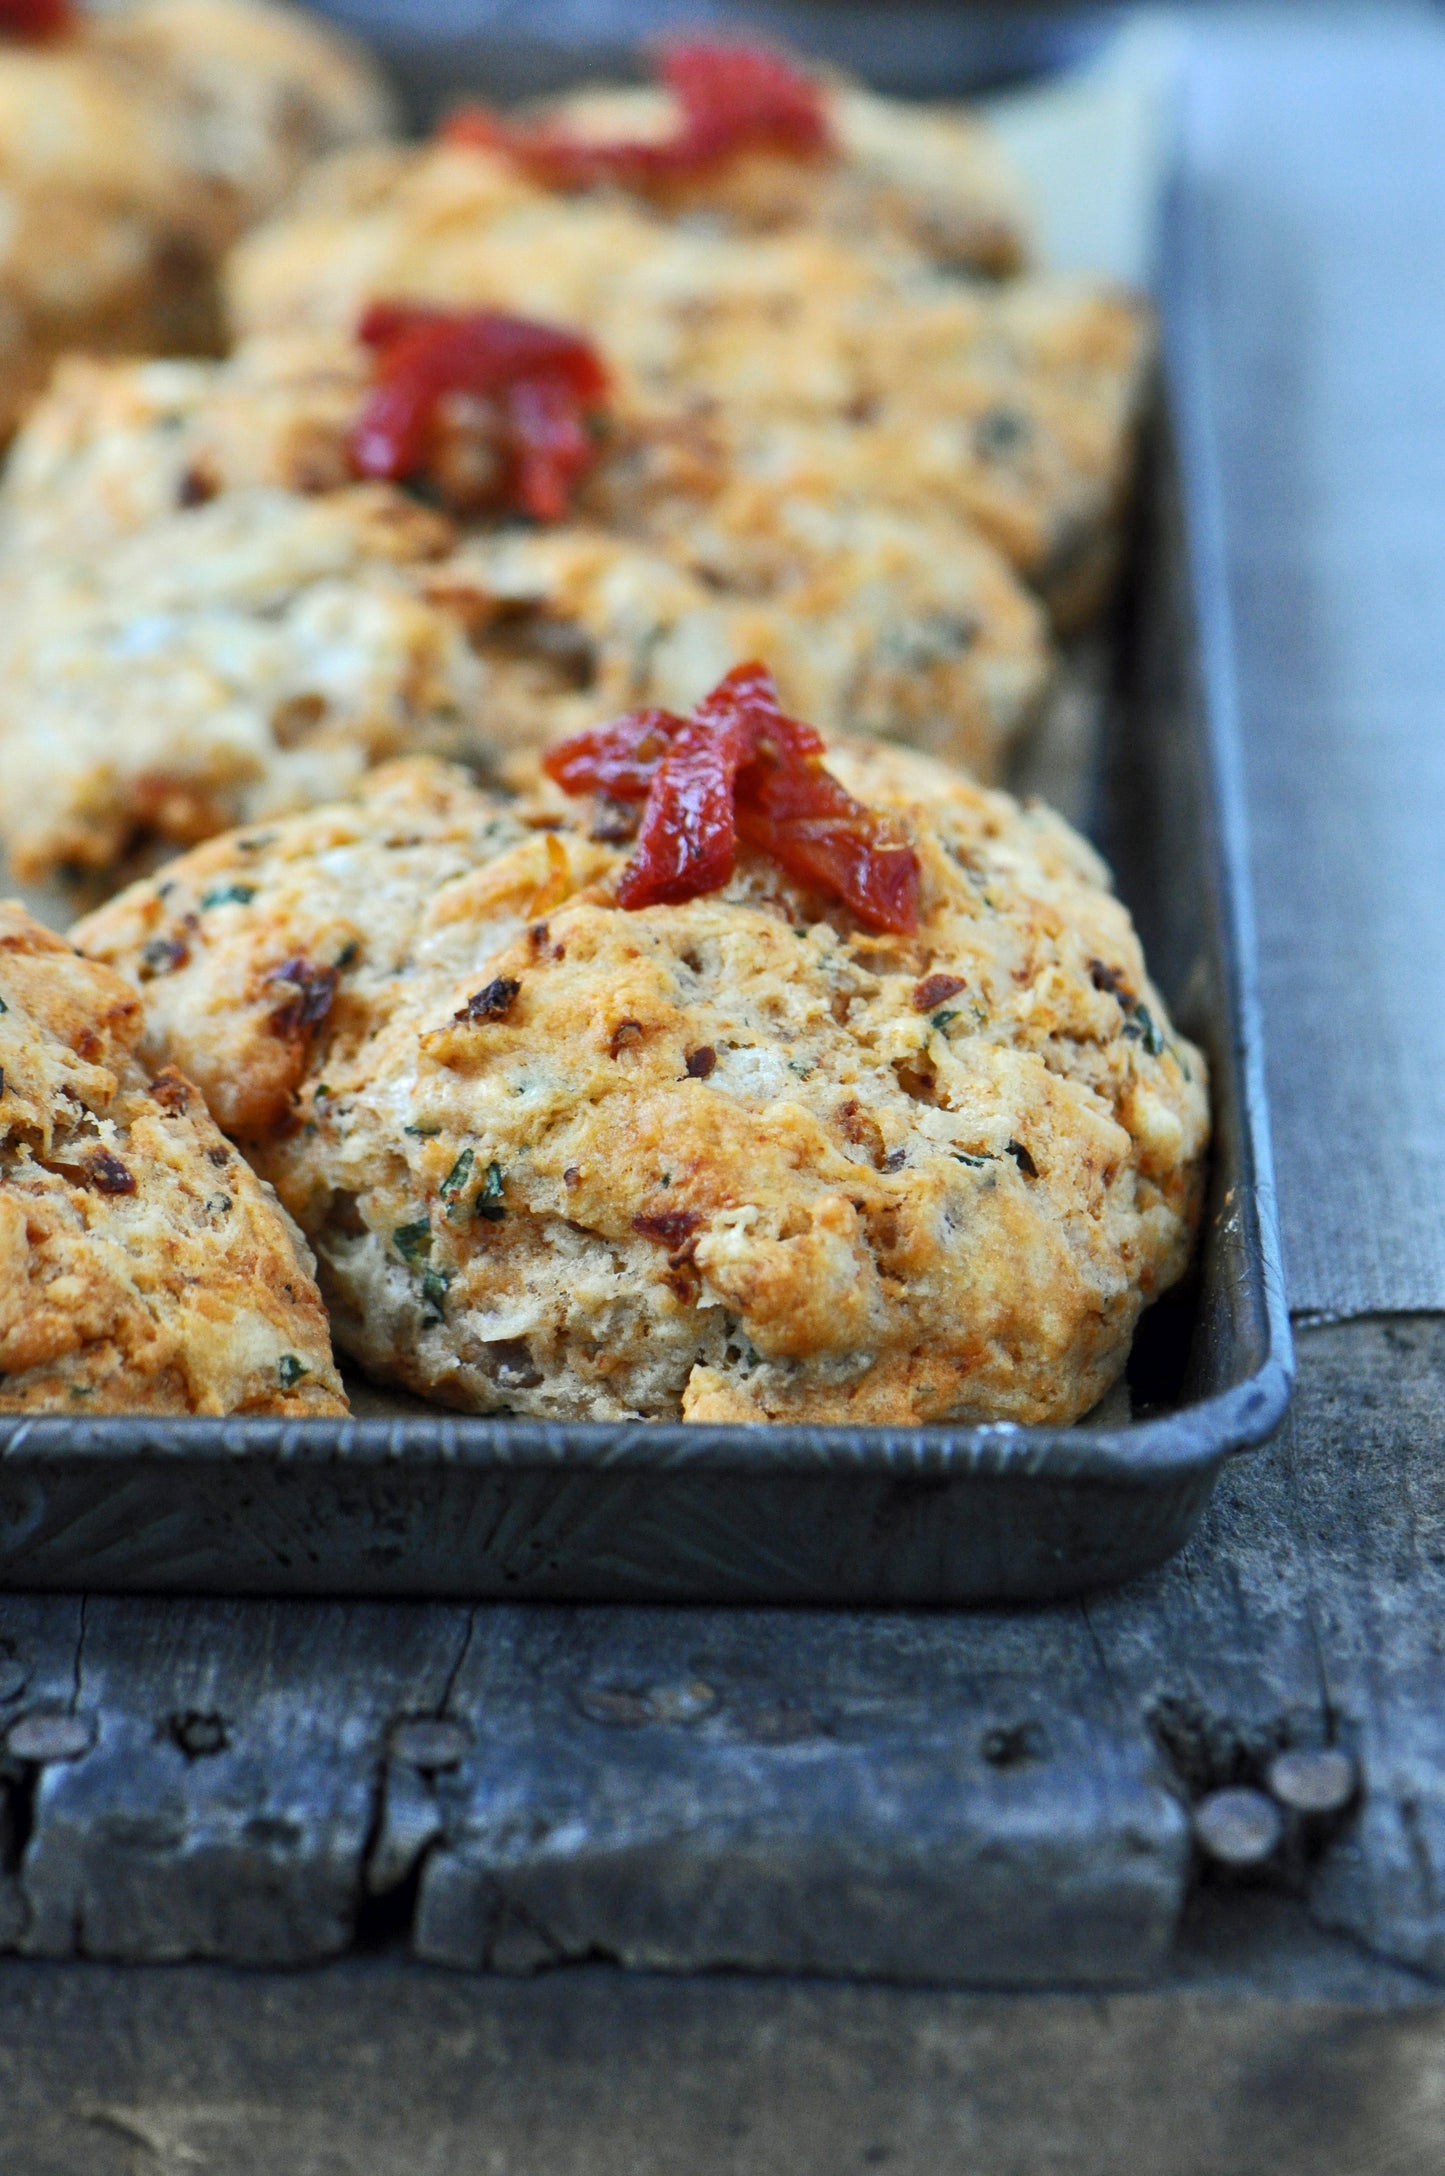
[0, 60, 1292, 1605]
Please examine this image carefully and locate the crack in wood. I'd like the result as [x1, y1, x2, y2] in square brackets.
[0, 1323, 1432, 1982]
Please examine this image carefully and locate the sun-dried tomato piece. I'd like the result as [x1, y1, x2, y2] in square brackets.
[541, 707, 683, 800]
[266, 955, 338, 1039]
[737, 738, 921, 937]
[443, 38, 831, 190]
[350, 303, 608, 522]
[615, 701, 754, 909]
[0, 0, 74, 42]
[544, 663, 920, 934]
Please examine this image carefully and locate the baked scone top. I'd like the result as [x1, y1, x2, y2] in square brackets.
[451, 67, 1030, 273]
[76, 735, 1209, 1428]
[0, 902, 345, 1415]
[0, 337, 1051, 882]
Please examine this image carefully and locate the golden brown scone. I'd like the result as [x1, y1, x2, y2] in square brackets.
[0, 901, 344, 1416]
[0, 339, 1050, 879]
[431, 519, 1049, 780]
[225, 144, 1148, 625]
[0, 480, 486, 881]
[0, 0, 388, 437]
[0, 35, 201, 433]
[517, 79, 1030, 272]
[95, 0, 393, 239]
[581, 278, 1150, 629]
[76, 745, 1208, 1428]
[0, 338, 372, 566]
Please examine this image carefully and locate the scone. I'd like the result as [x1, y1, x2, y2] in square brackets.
[449, 42, 1029, 273]
[429, 519, 1049, 780]
[76, 682, 1209, 1428]
[0, 0, 389, 434]
[95, 0, 393, 239]
[0, 481, 486, 881]
[0, 901, 344, 1415]
[225, 143, 1148, 625]
[610, 277, 1151, 629]
[0, 339, 1051, 878]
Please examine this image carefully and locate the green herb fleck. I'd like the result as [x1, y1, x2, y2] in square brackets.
[393, 1218, 432, 1262]
[199, 883, 256, 910]
[68, 1384, 93, 1399]
[335, 941, 359, 970]
[277, 1354, 308, 1389]
[421, 1268, 451, 1323]
[476, 1162, 506, 1222]
[931, 1009, 960, 1034]
[403, 1123, 441, 1138]
[439, 1148, 474, 1201]
[0, 996, 9, 1014]
[1123, 1003, 1165, 1058]
[952, 1151, 991, 1169]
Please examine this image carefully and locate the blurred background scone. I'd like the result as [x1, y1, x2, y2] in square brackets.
[0, 901, 345, 1414]
[454, 48, 1030, 272]
[0, 0, 390, 435]
[75, 719, 1208, 1429]
[0, 479, 484, 880]
[225, 138, 1148, 629]
[0, 336, 1052, 878]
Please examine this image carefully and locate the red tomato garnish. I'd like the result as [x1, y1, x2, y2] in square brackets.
[444, 38, 832, 190]
[539, 707, 682, 800]
[0, 0, 74, 38]
[350, 302, 608, 522]
[543, 663, 920, 934]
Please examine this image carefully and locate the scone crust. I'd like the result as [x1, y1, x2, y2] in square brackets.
[226, 141, 1150, 625]
[0, 0, 388, 437]
[0, 902, 344, 1416]
[511, 79, 1030, 272]
[0, 339, 1051, 880]
[77, 748, 1208, 1428]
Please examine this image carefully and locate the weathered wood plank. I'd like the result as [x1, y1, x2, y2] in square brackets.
[0, 1910, 1439, 2176]
[1082, 1319, 1445, 1981]
[0, 1597, 87, 1951]
[0, 1322, 1435, 1983]
[1280, 1319, 1445, 1975]
[0, 1592, 1191, 1980]
[16, 1599, 467, 1963]
[409, 1603, 1186, 1982]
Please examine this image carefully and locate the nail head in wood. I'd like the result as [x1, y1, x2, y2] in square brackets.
[388, 1716, 471, 1771]
[6, 1708, 96, 1764]
[1192, 1786, 1284, 1868]
[1266, 1747, 1358, 1817]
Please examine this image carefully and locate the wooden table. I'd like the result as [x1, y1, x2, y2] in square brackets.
[5, 16, 1445, 2168]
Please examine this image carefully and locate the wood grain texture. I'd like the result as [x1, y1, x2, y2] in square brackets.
[0, 1319, 1436, 1984]
[0, 1905, 1439, 2176]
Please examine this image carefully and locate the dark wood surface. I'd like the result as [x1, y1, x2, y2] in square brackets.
[0, 1317, 1439, 1994]
[0, 1895, 1439, 2176]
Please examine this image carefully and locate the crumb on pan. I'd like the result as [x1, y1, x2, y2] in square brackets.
[0, 900, 345, 1415]
[76, 726, 1208, 1429]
